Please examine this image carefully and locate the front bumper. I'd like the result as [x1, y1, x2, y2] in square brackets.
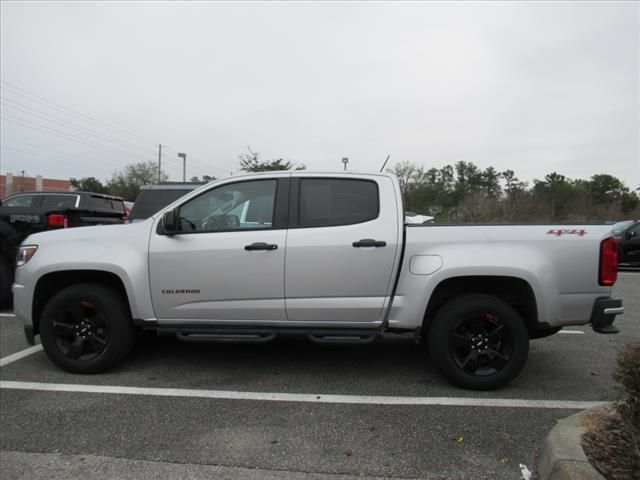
[24, 325, 35, 345]
[590, 297, 623, 334]
[12, 280, 35, 345]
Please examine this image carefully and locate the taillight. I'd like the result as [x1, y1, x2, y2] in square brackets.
[599, 236, 618, 286]
[48, 214, 69, 228]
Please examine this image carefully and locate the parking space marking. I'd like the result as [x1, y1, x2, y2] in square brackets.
[558, 330, 585, 335]
[0, 381, 607, 409]
[0, 345, 43, 367]
[0, 313, 17, 318]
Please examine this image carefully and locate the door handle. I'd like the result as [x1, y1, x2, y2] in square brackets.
[352, 239, 386, 248]
[244, 242, 278, 251]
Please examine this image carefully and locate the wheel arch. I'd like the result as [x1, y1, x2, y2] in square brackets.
[32, 270, 132, 336]
[421, 275, 540, 336]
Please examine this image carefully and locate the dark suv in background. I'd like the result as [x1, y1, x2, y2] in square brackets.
[2, 190, 125, 213]
[128, 182, 205, 222]
[612, 220, 640, 265]
[0, 190, 126, 305]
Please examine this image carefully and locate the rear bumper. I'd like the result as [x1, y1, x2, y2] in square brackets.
[590, 297, 623, 334]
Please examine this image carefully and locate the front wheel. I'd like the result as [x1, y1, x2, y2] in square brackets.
[40, 283, 134, 373]
[427, 294, 529, 390]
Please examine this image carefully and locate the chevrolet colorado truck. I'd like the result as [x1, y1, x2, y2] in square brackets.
[12, 172, 624, 390]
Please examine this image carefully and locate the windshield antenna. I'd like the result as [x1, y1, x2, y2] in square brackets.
[379, 154, 391, 173]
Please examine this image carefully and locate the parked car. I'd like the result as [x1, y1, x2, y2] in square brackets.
[613, 220, 640, 265]
[128, 182, 205, 222]
[123, 201, 134, 220]
[12, 172, 623, 390]
[611, 220, 634, 237]
[405, 211, 434, 224]
[0, 190, 126, 305]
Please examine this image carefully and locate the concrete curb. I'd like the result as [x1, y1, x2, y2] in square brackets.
[536, 406, 608, 480]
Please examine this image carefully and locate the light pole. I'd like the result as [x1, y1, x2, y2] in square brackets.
[342, 157, 349, 171]
[178, 153, 187, 182]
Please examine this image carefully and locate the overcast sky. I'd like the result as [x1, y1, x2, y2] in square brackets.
[1, 1, 638, 189]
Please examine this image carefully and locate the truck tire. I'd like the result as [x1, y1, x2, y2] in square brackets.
[427, 294, 529, 390]
[40, 283, 134, 373]
[0, 256, 13, 307]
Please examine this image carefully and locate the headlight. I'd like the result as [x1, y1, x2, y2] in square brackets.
[16, 245, 38, 267]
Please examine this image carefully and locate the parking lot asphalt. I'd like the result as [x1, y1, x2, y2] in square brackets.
[1, 272, 638, 480]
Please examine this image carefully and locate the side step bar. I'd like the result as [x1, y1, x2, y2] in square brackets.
[308, 332, 380, 344]
[177, 331, 277, 343]
[160, 326, 383, 345]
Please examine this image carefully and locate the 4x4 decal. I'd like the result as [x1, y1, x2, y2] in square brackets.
[547, 229, 587, 237]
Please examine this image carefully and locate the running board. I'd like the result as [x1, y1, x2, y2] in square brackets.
[307, 333, 380, 344]
[160, 326, 383, 345]
[175, 328, 277, 344]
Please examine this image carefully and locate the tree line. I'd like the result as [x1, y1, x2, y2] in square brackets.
[392, 160, 639, 222]
[70, 151, 639, 223]
[70, 148, 304, 201]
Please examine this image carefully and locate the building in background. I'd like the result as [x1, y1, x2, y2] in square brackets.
[0, 173, 71, 198]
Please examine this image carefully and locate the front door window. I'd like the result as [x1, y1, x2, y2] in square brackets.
[177, 180, 276, 233]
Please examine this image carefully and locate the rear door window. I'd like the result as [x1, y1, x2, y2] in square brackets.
[298, 179, 379, 227]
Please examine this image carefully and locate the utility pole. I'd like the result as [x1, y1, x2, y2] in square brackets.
[157, 144, 163, 183]
[178, 153, 187, 182]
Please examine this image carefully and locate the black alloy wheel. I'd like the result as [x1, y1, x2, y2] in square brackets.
[40, 283, 134, 373]
[428, 294, 529, 390]
[51, 300, 109, 361]
[449, 312, 513, 377]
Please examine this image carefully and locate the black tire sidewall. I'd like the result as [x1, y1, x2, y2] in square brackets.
[0, 256, 13, 307]
[40, 283, 133, 373]
[428, 294, 529, 390]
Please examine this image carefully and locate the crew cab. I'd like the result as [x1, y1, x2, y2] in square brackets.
[12, 172, 624, 390]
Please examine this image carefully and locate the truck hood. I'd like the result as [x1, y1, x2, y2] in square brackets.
[23, 218, 152, 246]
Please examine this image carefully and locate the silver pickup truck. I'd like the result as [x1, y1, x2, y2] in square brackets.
[12, 172, 624, 390]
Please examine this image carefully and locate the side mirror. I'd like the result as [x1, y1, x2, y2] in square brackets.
[627, 230, 637, 239]
[162, 210, 177, 235]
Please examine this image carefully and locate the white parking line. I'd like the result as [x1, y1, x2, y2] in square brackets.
[0, 313, 17, 318]
[0, 380, 607, 410]
[558, 330, 585, 335]
[0, 345, 43, 367]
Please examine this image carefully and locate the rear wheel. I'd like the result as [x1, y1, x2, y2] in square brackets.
[40, 283, 134, 373]
[427, 294, 529, 390]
